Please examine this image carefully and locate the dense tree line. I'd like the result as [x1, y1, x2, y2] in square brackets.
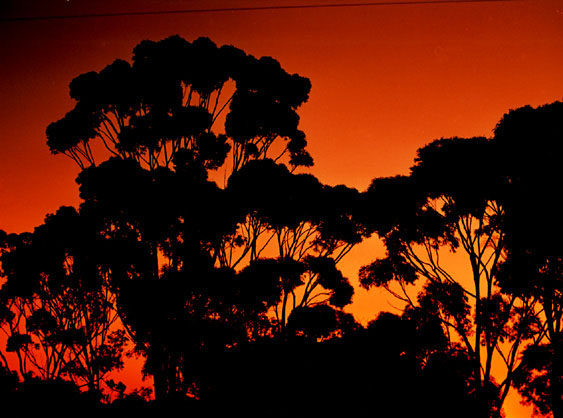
[359, 101, 563, 417]
[0, 35, 562, 417]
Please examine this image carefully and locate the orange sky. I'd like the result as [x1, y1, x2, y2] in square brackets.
[1, 0, 563, 415]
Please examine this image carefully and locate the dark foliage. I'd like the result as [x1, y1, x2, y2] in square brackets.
[494, 101, 563, 417]
[7, 35, 562, 418]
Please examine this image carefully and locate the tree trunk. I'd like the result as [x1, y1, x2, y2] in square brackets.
[552, 335, 562, 418]
[153, 367, 168, 401]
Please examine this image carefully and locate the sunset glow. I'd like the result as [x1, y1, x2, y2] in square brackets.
[2, 1, 563, 416]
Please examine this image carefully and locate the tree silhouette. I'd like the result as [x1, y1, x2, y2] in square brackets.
[46, 35, 312, 173]
[358, 135, 541, 415]
[493, 101, 563, 418]
[0, 208, 125, 398]
[5, 33, 555, 415]
[37, 35, 366, 401]
[71, 155, 362, 399]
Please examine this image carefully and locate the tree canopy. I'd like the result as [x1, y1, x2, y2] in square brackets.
[2, 33, 563, 418]
[1, 35, 366, 402]
[359, 100, 563, 417]
[46, 35, 313, 171]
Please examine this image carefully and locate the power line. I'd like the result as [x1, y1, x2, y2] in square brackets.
[1, 0, 530, 23]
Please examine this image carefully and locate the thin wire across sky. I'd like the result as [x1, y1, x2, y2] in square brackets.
[1, 0, 531, 23]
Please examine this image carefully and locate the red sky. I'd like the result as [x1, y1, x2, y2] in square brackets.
[1, 0, 563, 415]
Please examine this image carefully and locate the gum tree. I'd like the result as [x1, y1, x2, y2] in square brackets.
[494, 101, 563, 418]
[359, 136, 541, 416]
[0, 208, 125, 398]
[41, 35, 365, 399]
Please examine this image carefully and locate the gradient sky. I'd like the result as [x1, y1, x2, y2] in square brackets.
[1, 0, 563, 415]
